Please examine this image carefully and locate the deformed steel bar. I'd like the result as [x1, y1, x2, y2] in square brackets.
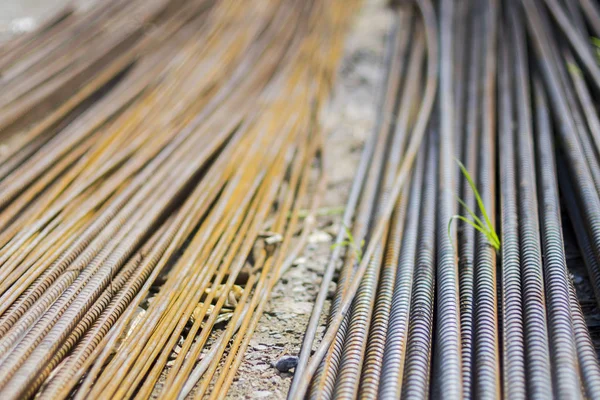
[358, 21, 424, 400]
[509, 4, 554, 398]
[498, 25, 526, 400]
[432, 0, 463, 397]
[557, 161, 600, 398]
[472, 1, 500, 398]
[533, 78, 582, 400]
[457, 7, 483, 398]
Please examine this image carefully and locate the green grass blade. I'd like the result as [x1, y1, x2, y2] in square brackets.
[455, 196, 485, 228]
[449, 215, 489, 237]
[448, 214, 487, 252]
[331, 241, 351, 250]
[450, 215, 500, 251]
[567, 62, 582, 77]
[455, 159, 496, 241]
[592, 37, 600, 63]
[330, 225, 363, 263]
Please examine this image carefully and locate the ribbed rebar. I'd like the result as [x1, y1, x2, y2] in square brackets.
[472, 1, 500, 398]
[497, 28, 526, 400]
[398, 130, 438, 400]
[533, 78, 582, 400]
[359, 22, 425, 400]
[558, 162, 600, 399]
[509, 4, 554, 398]
[457, 8, 483, 397]
[375, 138, 427, 399]
[433, 0, 463, 398]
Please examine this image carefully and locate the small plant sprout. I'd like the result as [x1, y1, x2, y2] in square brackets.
[592, 37, 600, 63]
[331, 225, 364, 263]
[448, 159, 500, 251]
[567, 62, 582, 77]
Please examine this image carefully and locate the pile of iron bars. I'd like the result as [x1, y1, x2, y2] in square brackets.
[4, 0, 600, 398]
[291, 0, 600, 399]
[0, 0, 359, 398]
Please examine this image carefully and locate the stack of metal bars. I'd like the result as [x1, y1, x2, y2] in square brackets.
[291, 0, 600, 399]
[0, 0, 360, 398]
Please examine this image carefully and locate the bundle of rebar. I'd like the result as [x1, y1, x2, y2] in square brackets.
[290, 0, 600, 399]
[0, 0, 360, 398]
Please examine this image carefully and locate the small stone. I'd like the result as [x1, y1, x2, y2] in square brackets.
[308, 230, 331, 244]
[253, 390, 272, 398]
[259, 231, 283, 245]
[293, 257, 307, 266]
[274, 355, 299, 372]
